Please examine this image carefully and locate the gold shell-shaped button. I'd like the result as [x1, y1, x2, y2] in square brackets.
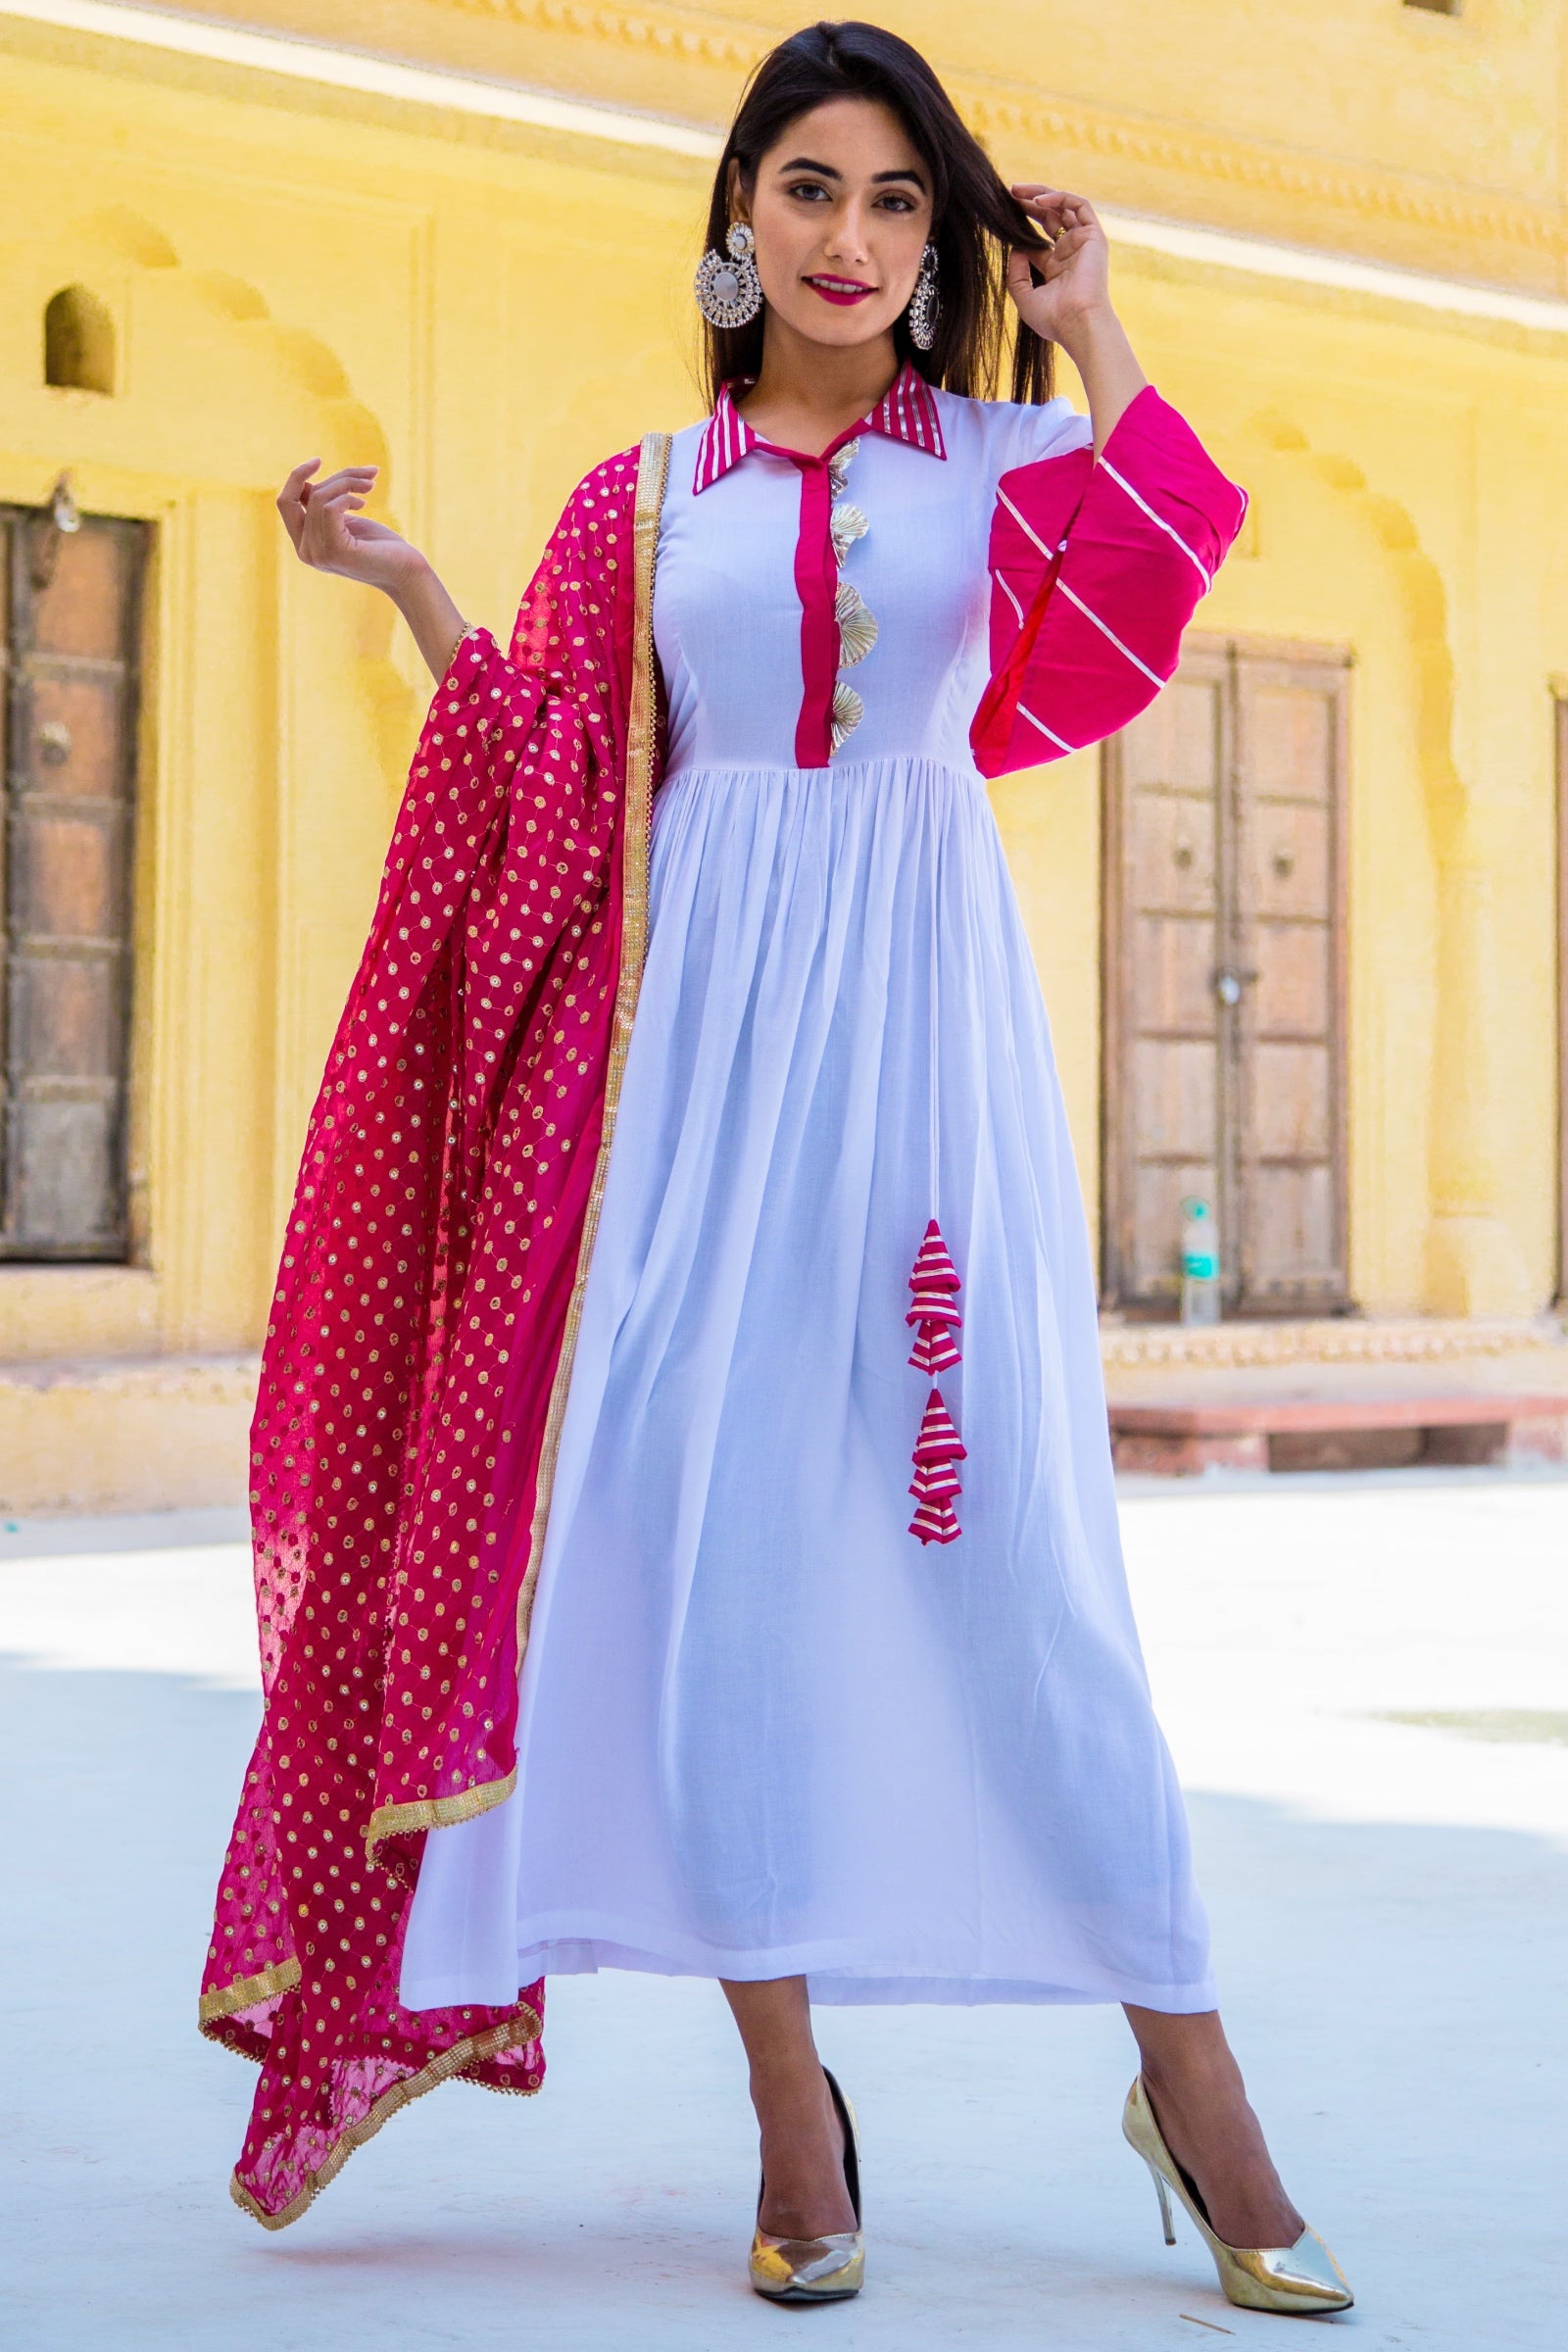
[827, 438, 860, 499]
[830, 501, 868, 564]
[835, 580, 878, 667]
[830, 679, 864, 752]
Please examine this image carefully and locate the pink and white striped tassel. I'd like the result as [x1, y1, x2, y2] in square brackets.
[908, 1388, 966, 1546]
[906, 1218, 965, 1544]
[906, 1216, 962, 1374]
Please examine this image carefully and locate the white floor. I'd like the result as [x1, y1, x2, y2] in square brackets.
[2, 1472, 1564, 2350]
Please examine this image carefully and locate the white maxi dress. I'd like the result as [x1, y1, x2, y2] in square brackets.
[401, 383, 1218, 2015]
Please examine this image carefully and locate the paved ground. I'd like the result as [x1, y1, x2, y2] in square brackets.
[3, 1472, 1565, 2350]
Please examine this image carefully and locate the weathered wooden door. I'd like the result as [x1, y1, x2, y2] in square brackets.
[1102, 636, 1349, 1316]
[1, 506, 147, 1258]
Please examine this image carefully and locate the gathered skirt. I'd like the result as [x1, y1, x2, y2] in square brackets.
[400, 754, 1214, 2012]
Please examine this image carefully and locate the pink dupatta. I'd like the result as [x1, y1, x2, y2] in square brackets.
[200, 434, 670, 2228]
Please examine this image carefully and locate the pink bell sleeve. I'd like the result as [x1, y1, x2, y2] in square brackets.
[969, 385, 1248, 779]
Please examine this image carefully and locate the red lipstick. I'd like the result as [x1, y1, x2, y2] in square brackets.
[806, 275, 876, 307]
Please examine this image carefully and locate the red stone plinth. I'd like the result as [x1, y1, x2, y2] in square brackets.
[1108, 1395, 1568, 1478]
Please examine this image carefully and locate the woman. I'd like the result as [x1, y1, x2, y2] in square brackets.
[202, 19, 1350, 2318]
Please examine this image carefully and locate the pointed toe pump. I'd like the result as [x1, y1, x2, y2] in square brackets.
[749, 2068, 864, 2304]
[1122, 2075, 1353, 2317]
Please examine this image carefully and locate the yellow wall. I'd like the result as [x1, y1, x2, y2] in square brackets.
[1, 2, 1566, 1504]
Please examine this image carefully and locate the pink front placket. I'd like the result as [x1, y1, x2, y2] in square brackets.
[788, 450, 843, 769]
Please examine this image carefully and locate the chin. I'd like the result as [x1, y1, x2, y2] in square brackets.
[779, 302, 903, 351]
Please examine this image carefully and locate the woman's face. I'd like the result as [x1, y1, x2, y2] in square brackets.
[735, 98, 934, 352]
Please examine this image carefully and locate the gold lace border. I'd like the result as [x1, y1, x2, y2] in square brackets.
[228, 2006, 544, 2231]
[515, 430, 672, 1662]
[199, 1956, 303, 2027]
[365, 1762, 517, 1866]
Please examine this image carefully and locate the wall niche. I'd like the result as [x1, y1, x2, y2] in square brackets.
[44, 285, 116, 395]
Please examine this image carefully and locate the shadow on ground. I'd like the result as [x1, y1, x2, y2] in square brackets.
[2, 1653, 1563, 2350]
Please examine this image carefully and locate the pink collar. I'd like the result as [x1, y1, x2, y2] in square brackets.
[694, 362, 947, 493]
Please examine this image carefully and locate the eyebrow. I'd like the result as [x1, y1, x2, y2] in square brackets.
[776, 155, 928, 187]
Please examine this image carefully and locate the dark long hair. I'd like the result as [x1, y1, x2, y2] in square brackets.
[701, 20, 1054, 409]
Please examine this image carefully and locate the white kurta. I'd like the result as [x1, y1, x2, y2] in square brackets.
[400, 390, 1216, 2013]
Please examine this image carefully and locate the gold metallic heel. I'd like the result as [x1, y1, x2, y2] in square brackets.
[1122, 2075, 1353, 2317]
[1146, 2154, 1177, 2245]
[749, 2067, 864, 2304]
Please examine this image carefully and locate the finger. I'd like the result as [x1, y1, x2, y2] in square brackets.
[1005, 246, 1046, 303]
[303, 489, 371, 536]
[1051, 201, 1102, 244]
[1037, 214, 1093, 258]
[276, 459, 320, 549]
[1044, 221, 1094, 264]
[307, 468, 378, 504]
[1019, 210, 1075, 258]
[1011, 186, 1073, 218]
[1011, 184, 1094, 211]
[1012, 189, 1101, 241]
[300, 492, 356, 552]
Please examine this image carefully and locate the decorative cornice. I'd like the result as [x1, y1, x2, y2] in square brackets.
[448, 0, 758, 74]
[1101, 1316, 1568, 1375]
[450, 0, 1568, 272]
[956, 69, 1561, 266]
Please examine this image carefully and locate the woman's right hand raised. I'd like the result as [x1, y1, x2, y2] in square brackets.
[276, 460, 431, 597]
[276, 460, 469, 678]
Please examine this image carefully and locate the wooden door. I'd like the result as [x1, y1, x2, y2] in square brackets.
[1, 507, 147, 1258]
[1102, 637, 1349, 1316]
[1101, 644, 1232, 1311]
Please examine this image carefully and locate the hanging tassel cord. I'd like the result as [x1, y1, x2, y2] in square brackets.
[906, 812, 965, 1546]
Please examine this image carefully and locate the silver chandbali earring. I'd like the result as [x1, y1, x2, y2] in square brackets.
[695, 220, 763, 328]
[906, 241, 940, 352]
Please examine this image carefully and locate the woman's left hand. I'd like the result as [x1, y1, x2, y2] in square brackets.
[1005, 188, 1146, 453]
[1004, 189, 1114, 350]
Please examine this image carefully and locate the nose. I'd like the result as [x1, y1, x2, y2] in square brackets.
[820, 198, 873, 269]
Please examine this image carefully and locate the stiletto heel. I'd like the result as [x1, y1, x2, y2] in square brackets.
[1145, 2156, 1177, 2245]
[1122, 2075, 1353, 2316]
[749, 2067, 864, 2304]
